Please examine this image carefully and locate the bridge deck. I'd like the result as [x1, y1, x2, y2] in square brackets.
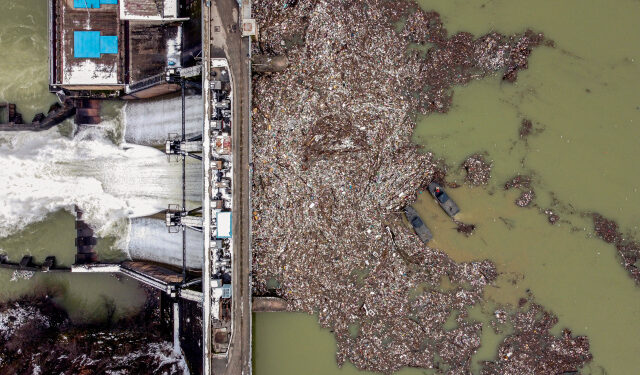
[121, 261, 185, 285]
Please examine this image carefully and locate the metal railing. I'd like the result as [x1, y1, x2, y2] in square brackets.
[126, 73, 166, 93]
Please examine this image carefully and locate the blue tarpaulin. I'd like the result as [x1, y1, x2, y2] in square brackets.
[99, 36, 118, 54]
[74, 31, 100, 58]
[73, 0, 118, 9]
[74, 31, 118, 58]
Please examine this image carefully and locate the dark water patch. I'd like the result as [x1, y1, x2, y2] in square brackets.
[519, 118, 533, 138]
[455, 220, 476, 236]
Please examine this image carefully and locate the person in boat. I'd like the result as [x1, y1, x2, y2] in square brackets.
[435, 187, 444, 198]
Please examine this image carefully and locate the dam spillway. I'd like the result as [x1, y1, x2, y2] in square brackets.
[123, 95, 204, 146]
[0, 125, 202, 238]
[0, 0, 253, 371]
[127, 217, 204, 270]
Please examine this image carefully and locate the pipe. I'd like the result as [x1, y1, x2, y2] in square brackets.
[181, 79, 187, 282]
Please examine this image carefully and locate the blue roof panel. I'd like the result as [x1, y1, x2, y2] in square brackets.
[74, 31, 101, 58]
[73, 0, 118, 8]
[74, 0, 100, 8]
[99, 36, 118, 54]
[74, 32, 118, 58]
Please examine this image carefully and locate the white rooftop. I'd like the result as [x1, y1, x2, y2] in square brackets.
[216, 212, 232, 238]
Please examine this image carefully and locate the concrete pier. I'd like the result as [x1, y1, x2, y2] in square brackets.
[252, 297, 289, 312]
[75, 207, 98, 264]
[173, 302, 181, 353]
[74, 99, 101, 125]
[0, 100, 75, 132]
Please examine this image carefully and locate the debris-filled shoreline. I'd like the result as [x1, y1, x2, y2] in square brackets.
[0, 290, 188, 375]
[251, 0, 591, 373]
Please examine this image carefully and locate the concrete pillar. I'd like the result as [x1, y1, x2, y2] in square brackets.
[173, 302, 181, 353]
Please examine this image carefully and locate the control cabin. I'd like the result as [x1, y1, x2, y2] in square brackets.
[48, 0, 201, 99]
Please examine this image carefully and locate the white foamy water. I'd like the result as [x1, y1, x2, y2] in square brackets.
[123, 95, 204, 146]
[0, 127, 202, 238]
[127, 217, 203, 269]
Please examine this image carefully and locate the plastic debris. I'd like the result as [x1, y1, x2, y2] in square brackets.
[250, 0, 561, 373]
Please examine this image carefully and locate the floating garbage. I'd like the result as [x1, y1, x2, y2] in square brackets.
[250, 0, 558, 372]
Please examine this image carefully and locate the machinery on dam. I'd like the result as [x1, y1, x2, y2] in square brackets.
[158, 57, 237, 358]
[203, 58, 235, 357]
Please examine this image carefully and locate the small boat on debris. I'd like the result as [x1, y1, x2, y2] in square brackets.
[428, 182, 460, 217]
[405, 206, 433, 243]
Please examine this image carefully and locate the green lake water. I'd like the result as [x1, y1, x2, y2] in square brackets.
[1, 0, 639, 374]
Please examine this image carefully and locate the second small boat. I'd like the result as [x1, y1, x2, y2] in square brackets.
[427, 182, 460, 217]
[405, 206, 433, 243]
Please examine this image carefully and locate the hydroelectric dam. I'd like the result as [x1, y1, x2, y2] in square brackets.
[0, 0, 262, 373]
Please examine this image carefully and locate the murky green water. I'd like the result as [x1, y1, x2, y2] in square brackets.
[0, 196, 142, 324]
[0, 0, 55, 120]
[255, 313, 434, 375]
[407, 1, 640, 372]
[255, 1, 639, 375]
[413, 0, 640, 233]
[0, 209, 142, 324]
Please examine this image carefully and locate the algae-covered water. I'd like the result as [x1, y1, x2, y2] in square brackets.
[255, 0, 640, 374]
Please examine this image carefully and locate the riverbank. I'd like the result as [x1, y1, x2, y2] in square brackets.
[0, 289, 187, 375]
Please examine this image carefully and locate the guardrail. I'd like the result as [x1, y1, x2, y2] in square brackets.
[126, 73, 166, 93]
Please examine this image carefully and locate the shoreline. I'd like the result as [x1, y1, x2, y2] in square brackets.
[0, 287, 188, 374]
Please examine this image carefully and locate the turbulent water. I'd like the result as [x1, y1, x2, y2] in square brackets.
[0, 127, 202, 239]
